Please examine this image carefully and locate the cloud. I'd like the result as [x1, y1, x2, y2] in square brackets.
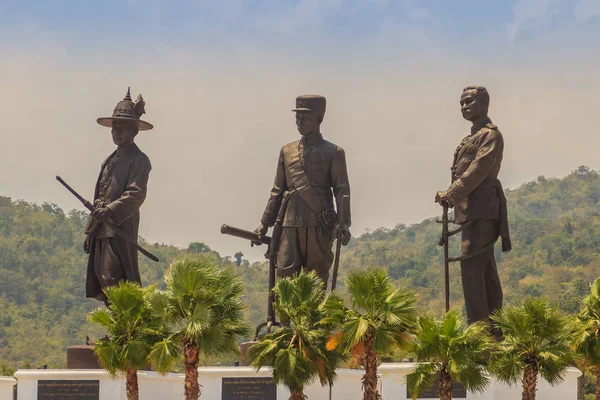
[505, 0, 562, 41]
[506, 0, 600, 43]
[574, 0, 600, 22]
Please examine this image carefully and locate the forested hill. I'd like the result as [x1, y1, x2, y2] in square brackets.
[1, 165, 600, 370]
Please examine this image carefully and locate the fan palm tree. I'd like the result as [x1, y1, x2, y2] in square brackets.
[248, 271, 345, 400]
[572, 278, 600, 400]
[488, 297, 575, 400]
[322, 268, 417, 400]
[406, 311, 492, 400]
[88, 281, 164, 400]
[146, 256, 248, 400]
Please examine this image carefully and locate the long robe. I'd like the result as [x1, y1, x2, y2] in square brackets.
[84, 142, 151, 300]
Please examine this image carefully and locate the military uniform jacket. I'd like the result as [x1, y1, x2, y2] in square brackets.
[261, 132, 351, 228]
[446, 118, 505, 225]
[84, 142, 151, 285]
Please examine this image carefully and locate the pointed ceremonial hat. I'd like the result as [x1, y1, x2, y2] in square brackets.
[97, 87, 154, 131]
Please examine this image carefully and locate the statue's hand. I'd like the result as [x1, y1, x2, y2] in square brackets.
[91, 207, 113, 223]
[335, 224, 352, 246]
[83, 236, 91, 254]
[435, 191, 453, 207]
[252, 224, 268, 247]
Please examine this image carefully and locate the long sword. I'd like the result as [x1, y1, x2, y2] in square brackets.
[56, 175, 159, 262]
[438, 201, 450, 312]
[330, 231, 343, 291]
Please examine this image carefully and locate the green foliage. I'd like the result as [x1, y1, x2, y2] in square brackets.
[488, 297, 575, 386]
[322, 268, 417, 356]
[0, 363, 15, 376]
[3, 165, 600, 369]
[0, 198, 263, 370]
[406, 311, 492, 398]
[87, 282, 164, 376]
[146, 256, 249, 373]
[573, 278, 600, 368]
[249, 271, 345, 396]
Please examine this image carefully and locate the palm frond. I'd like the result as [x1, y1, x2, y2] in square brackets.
[251, 271, 345, 395]
[409, 310, 491, 394]
[406, 362, 439, 399]
[87, 308, 114, 330]
[489, 297, 574, 387]
[148, 336, 182, 374]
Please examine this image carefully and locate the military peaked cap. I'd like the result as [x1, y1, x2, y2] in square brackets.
[292, 94, 326, 117]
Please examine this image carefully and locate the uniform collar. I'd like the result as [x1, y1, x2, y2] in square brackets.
[471, 117, 492, 135]
[300, 132, 323, 147]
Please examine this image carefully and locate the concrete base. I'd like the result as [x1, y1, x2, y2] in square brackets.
[14, 363, 581, 400]
[238, 341, 257, 366]
[66, 345, 101, 369]
[0, 376, 16, 400]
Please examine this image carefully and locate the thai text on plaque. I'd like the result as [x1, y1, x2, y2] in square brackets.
[38, 380, 100, 400]
[222, 377, 276, 400]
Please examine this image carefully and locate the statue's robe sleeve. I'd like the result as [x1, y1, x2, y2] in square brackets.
[106, 155, 151, 225]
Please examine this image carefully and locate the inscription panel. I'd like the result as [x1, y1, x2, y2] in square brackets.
[38, 380, 100, 400]
[222, 377, 276, 400]
[407, 382, 467, 399]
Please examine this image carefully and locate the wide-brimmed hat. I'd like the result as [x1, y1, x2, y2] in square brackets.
[97, 87, 153, 131]
[292, 94, 326, 117]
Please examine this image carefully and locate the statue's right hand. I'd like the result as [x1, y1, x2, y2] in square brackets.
[252, 224, 268, 247]
[83, 236, 91, 254]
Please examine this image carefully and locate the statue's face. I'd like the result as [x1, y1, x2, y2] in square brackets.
[111, 121, 138, 146]
[460, 90, 488, 122]
[295, 112, 321, 136]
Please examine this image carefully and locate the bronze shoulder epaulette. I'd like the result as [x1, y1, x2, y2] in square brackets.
[485, 122, 498, 130]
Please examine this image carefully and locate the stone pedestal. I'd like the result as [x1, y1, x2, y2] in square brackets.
[14, 364, 582, 400]
[0, 376, 16, 400]
[66, 345, 101, 369]
[239, 341, 257, 366]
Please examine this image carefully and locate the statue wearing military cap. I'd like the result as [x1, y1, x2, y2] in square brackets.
[435, 85, 511, 326]
[84, 88, 153, 304]
[254, 94, 351, 287]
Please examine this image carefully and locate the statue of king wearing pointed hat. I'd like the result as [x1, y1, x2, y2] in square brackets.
[83, 88, 153, 304]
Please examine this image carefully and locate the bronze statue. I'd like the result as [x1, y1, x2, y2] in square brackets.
[435, 85, 511, 324]
[254, 95, 352, 287]
[83, 88, 153, 304]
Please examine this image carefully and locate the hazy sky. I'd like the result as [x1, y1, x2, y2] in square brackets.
[1, 0, 599, 260]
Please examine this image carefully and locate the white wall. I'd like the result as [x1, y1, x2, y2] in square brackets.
[14, 364, 581, 400]
[0, 377, 16, 400]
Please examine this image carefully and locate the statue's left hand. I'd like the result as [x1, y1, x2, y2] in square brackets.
[335, 224, 352, 246]
[435, 191, 452, 207]
[91, 207, 113, 223]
